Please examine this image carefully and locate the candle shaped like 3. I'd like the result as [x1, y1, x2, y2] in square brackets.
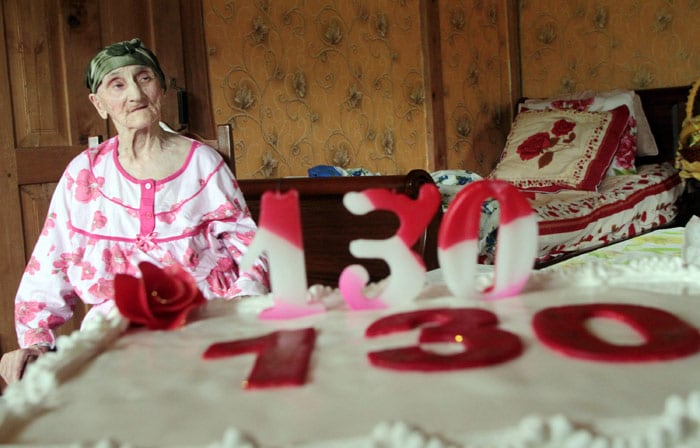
[339, 183, 441, 310]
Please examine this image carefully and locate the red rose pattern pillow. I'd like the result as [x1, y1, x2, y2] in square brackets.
[490, 106, 630, 193]
[520, 91, 641, 176]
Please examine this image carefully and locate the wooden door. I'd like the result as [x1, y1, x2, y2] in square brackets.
[0, 0, 190, 352]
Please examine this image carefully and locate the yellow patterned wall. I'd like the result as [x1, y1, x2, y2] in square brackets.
[438, 0, 516, 174]
[519, 0, 700, 98]
[203, 0, 700, 179]
[204, 0, 429, 178]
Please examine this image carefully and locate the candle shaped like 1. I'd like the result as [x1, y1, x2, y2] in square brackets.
[438, 180, 537, 300]
[239, 190, 325, 319]
[339, 183, 441, 310]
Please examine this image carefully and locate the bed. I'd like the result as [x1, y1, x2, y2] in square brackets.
[233, 86, 689, 283]
[433, 86, 689, 267]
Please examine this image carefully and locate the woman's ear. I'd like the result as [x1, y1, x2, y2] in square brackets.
[89, 93, 109, 120]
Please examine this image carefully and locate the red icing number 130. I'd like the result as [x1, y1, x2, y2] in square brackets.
[204, 305, 700, 389]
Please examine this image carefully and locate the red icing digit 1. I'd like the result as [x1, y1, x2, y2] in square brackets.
[533, 304, 700, 362]
[365, 308, 523, 371]
[339, 183, 441, 310]
[203, 328, 316, 388]
[438, 180, 537, 301]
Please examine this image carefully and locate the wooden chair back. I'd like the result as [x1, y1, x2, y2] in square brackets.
[183, 123, 236, 175]
[238, 169, 441, 287]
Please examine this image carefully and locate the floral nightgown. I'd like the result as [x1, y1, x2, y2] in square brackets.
[14, 136, 270, 348]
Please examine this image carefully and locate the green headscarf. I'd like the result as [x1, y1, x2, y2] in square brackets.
[85, 38, 166, 94]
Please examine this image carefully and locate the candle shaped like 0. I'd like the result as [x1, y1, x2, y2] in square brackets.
[239, 190, 325, 319]
[339, 183, 441, 309]
[438, 179, 537, 300]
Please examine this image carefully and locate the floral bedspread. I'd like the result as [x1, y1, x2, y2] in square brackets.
[430, 163, 682, 265]
[430, 170, 501, 263]
[304, 163, 682, 266]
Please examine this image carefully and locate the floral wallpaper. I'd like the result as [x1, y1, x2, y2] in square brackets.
[203, 0, 429, 178]
[519, 0, 700, 97]
[203, 0, 700, 179]
[438, 0, 516, 174]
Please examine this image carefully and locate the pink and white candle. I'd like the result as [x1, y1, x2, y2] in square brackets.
[339, 183, 441, 309]
[240, 190, 325, 319]
[438, 179, 537, 300]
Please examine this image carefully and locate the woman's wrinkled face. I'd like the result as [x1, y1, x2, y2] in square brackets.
[88, 64, 163, 132]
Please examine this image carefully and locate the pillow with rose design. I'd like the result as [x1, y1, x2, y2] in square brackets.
[521, 90, 658, 157]
[489, 105, 630, 193]
[519, 90, 657, 175]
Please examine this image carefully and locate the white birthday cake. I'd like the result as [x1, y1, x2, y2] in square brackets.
[1, 256, 700, 447]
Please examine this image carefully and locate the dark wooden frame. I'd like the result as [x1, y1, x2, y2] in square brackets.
[635, 85, 692, 164]
[238, 169, 442, 287]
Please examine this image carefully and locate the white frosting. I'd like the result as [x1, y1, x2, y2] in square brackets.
[0, 311, 128, 441]
[2, 257, 700, 447]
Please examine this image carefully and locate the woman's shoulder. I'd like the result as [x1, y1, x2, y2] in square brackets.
[183, 137, 227, 167]
[63, 137, 118, 174]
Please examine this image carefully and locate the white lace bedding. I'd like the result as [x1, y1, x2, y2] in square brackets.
[431, 163, 682, 265]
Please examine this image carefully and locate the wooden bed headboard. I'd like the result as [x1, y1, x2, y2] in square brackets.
[238, 169, 442, 287]
[635, 85, 692, 164]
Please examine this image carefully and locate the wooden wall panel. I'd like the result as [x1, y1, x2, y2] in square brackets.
[0, 0, 26, 354]
[437, 0, 519, 175]
[152, 0, 186, 131]
[180, 0, 215, 137]
[5, 0, 69, 148]
[420, 0, 447, 171]
[19, 184, 55, 259]
[60, 0, 108, 146]
[96, 0, 153, 43]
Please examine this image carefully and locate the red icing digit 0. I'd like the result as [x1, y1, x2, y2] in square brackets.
[203, 328, 316, 388]
[533, 304, 700, 362]
[366, 308, 523, 371]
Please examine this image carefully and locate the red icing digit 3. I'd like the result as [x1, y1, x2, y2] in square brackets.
[365, 308, 524, 371]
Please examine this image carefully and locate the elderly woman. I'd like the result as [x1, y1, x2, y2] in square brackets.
[0, 39, 269, 387]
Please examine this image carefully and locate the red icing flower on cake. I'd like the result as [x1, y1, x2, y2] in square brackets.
[114, 261, 206, 330]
